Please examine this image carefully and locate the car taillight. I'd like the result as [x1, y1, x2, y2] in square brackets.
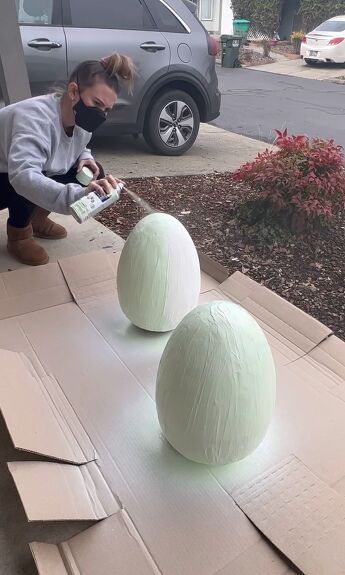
[301, 36, 306, 43]
[208, 35, 218, 57]
[328, 37, 345, 45]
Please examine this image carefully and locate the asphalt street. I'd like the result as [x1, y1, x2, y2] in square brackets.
[213, 67, 345, 147]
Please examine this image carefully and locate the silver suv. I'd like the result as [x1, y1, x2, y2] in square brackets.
[16, 0, 221, 155]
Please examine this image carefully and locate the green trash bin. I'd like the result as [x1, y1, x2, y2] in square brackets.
[233, 19, 251, 42]
[220, 35, 242, 68]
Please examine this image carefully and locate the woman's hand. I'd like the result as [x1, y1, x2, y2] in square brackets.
[105, 173, 124, 189]
[85, 177, 113, 199]
[84, 173, 124, 199]
[77, 159, 100, 180]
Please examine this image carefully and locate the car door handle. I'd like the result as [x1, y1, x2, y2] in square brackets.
[140, 42, 166, 52]
[27, 38, 62, 50]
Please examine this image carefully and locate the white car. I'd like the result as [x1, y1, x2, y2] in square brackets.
[300, 16, 345, 65]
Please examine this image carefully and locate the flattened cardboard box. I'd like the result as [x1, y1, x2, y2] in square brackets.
[0, 250, 345, 574]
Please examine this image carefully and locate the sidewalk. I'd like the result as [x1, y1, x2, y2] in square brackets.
[0, 210, 123, 272]
[250, 57, 345, 80]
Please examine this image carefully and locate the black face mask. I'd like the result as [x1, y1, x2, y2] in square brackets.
[73, 97, 107, 132]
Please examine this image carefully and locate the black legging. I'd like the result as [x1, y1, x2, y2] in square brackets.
[0, 162, 104, 228]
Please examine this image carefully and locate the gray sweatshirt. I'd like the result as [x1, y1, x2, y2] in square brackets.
[0, 94, 94, 214]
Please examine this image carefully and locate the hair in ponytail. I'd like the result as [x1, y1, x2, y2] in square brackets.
[68, 53, 135, 95]
[101, 54, 134, 93]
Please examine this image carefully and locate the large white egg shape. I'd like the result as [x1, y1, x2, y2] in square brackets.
[117, 213, 201, 332]
[156, 300, 276, 465]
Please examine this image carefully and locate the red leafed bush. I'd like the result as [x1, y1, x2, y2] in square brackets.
[234, 130, 345, 231]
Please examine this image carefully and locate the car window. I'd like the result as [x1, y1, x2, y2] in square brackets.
[16, 0, 54, 25]
[145, 0, 188, 33]
[67, 0, 156, 30]
[314, 20, 345, 32]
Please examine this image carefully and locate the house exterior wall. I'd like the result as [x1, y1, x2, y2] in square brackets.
[198, 0, 233, 35]
[198, 0, 220, 34]
[220, 0, 234, 35]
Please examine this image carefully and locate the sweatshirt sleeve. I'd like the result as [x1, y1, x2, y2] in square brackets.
[8, 131, 86, 215]
[78, 147, 94, 162]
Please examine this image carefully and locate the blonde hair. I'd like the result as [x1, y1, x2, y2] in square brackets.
[68, 53, 135, 95]
[101, 53, 135, 93]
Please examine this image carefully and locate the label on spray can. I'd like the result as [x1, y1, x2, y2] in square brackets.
[70, 183, 124, 224]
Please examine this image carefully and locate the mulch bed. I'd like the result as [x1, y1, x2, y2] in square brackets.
[96, 173, 345, 340]
[270, 42, 300, 59]
[216, 46, 274, 67]
[240, 48, 275, 67]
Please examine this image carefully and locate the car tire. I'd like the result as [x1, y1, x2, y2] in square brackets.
[144, 90, 200, 156]
[304, 59, 319, 66]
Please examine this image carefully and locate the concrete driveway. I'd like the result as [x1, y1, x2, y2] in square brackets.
[250, 57, 345, 80]
[92, 123, 269, 180]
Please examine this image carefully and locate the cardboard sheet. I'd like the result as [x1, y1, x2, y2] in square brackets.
[8, 460, 119, 521]
[198, 251, 228, 284]
[59, 250, 117, 305]
[0, 349, 95, 463]
[0, 262, 72, 320]
[214, 540, 297, 575]
[309, 335, 345, 382]
[233, 456, 345, 575]
[2, 305, 260, 573]
[220, 271, 331, 354]
[30, 510, 159, 574]
[211, 352, 345, 497]
[0, 250, 344, 575]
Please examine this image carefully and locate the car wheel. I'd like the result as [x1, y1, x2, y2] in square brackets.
[305, 58, 319, 66]
[144, 90, 200, 156]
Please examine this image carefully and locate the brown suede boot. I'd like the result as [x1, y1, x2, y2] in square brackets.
[32, 207, 67, 240]
[7, 222, 49, 266]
